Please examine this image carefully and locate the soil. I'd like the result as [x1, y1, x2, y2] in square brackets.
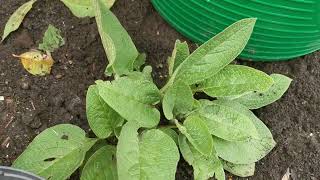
[0, 0, 319, 179]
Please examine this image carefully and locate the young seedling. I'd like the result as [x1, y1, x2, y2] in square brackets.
[13, 0, 292, 179]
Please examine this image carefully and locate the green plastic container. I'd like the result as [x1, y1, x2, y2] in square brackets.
[152, 0, 320, 61]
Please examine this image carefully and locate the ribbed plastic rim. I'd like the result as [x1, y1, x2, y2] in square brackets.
[152, 0, 320, 61]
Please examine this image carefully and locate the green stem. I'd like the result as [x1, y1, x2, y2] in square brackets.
[158, 124, 178, 129]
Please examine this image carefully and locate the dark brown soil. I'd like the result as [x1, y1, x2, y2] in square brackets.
[0, 0, 319, 179]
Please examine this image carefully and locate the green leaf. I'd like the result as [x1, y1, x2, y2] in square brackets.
[38, 25, 65, 52]
[81, 145, 117, 180]
[133, 53, 146, 71]
[116, 123, 140, 180]
[2, 0, 36, 41]
[211, 100, 276, 164]
[103, 74, 160, 105]
[94, 0, 138, 75]
[96, 78, 160, 128]
[86, 85, 124, 138]
[163, 80, 193, 120]
[60, 0, 115, 18]
[81, 140, 108, 171]
[13, 124, 97, 180]
[139, 129, 180, 180]
[194, 100, 259, 142]
[117, 123, 180, 180]
[170, 18, 256, 85]
[228, 74, 292, 109]
[197, 65, 274, 97]
[178, 135, 225, 180]
[159, 128, 179, 145]
[168, 40, 190, 77]
[126, 66, 154, 83]
[114, 126, 122, 138]
[222, 160, 255, 177]
[175, 115, 213, 156]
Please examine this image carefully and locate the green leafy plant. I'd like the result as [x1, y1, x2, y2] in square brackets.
[38, 24, 65, 53]
[60, 0, 116, 18]
[13, 0, 292, 179]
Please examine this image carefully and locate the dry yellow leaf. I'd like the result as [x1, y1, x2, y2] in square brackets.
[13, 50, 54, 76]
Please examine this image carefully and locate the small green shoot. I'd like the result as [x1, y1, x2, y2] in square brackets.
[38, 25, 65, 52]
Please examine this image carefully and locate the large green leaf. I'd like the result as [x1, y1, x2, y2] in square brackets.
[108, 75, 160, 104]
[13, 124, 97, 180]
[169, 18, 256, 85]
[81, 140, 108, 171]
[194, 100, 259, 142]
[117, 123, 180, 180]
[178, 135, 225, 180]
[139, 129, 180, 180]
[197, 65, 274, 97]
[81, 145, 117, 180]
[86, 85, 123, 138]
[228, 74, 292, 109]
[38, 25, 65, 52]
[159, 128, 179, 145]
[162, 80, 193, 120]
[222, 160, 255, 177]
[116, 123, 140, 180]
[96, 77, 160, 128]
[94, 0, 138, 75]
[61, 0, 115, 18]
[126, 66, 154, 83]
[211, 100, 276, 164]
[168, 40, 190, 77]
[2, 0, 36, 41]
[175, 115, 213, 156]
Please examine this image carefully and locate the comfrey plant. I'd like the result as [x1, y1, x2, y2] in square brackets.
[12, 0, 292, 180]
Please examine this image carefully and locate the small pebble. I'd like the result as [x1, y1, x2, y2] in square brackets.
[157, 63, 164, 68]
[55, 74, 63, 79]
[21, 82, 30, 90]
[0, 96, 4, 101]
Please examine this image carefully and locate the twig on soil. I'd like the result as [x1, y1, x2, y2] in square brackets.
[30, 100, 36, 110]
[4, 116, 14, 129]
[1, 137, 10, 149]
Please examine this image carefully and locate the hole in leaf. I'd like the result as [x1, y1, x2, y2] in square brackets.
[259, 93, 263, 96]
[44, 157, 56, 162]
[61, 134, 69, 140]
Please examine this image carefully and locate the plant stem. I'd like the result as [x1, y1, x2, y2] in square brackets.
[158, 124, 178, 129]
